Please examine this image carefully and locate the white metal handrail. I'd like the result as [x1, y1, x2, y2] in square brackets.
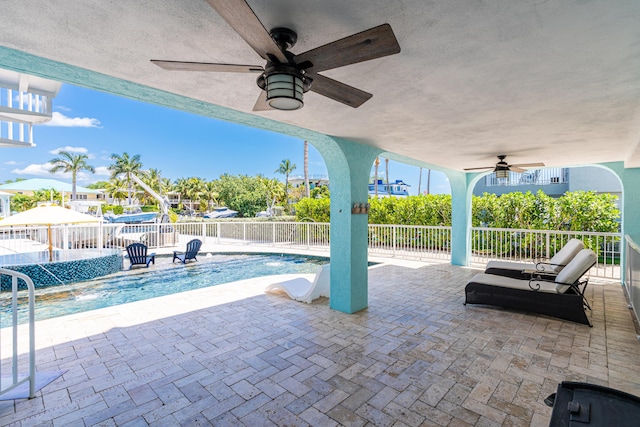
[625, 236, 640, 334]
[0, 268, 36, 399]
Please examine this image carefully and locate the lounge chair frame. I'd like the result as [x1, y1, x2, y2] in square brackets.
[465, 248, 596, 326]
[125, 242, 156, 269]
[173, 239, 202, 264]
[464, 277, 592, 326]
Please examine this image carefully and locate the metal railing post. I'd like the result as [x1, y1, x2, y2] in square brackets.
[546, 232, 550, 259]
[393, 225, 397, 257]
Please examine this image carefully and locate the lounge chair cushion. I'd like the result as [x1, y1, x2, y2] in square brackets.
[467, 273, 560, 293]
[485, 238, 584, 275]
[554, 249, 597, 292]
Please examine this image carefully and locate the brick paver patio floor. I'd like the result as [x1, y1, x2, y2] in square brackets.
[1, 261, 639, 426]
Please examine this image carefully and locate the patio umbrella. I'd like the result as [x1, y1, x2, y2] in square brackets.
[0, 204, 101, 261]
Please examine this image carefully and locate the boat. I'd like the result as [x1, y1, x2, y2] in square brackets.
[103, 205, 158, 224]
[204, 207, 238, 219]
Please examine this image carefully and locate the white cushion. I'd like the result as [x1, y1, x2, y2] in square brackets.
[554, 249, 596, 292]
[469, 273, 559, 293]
[548, 239, 585, 272]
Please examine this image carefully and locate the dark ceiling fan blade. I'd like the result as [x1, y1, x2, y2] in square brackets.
[510, 162, 545, 168]
[150, 60, 263, 73]
[308, 73, 372, 108]
[295, 24, 400, 73]
[463, 166, 493, 171]
[205, 0, 287, 63]
[252, 90, 272, 111]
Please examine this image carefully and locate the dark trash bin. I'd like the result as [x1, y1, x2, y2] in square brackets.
[546, 381, 640, 426]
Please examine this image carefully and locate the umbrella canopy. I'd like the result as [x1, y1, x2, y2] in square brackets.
[0, 204, 101, 262]
[0, 204, 100, 226]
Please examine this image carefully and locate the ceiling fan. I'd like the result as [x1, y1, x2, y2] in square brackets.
[150, 0, 401, 111]
[464, 155, 545, 178]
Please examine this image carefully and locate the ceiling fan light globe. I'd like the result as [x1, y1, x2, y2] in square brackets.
[266, 73, 304, 110]
[495, 168, 509, 179]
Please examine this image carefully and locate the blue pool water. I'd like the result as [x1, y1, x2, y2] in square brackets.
[1, 253, 327, 327]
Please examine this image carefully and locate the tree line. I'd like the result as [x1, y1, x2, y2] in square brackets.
[5, 151, 302, 217]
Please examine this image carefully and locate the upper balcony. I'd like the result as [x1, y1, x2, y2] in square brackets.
[0, 69, 62, 147]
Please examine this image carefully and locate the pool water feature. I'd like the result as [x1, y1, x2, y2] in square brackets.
[1, 253, 327, 328]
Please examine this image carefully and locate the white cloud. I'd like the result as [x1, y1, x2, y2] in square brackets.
[12, 163, 56, 177]
[4, 160, 20, 165]
[49, 146, 89, 155]
[55, 105, 72, 112]
[12, 163, 110, 182]
[43, 112, 101, 128]
[94, 166, 110, 176]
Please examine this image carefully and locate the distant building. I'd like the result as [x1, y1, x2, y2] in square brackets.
[0, 190, 12, 218]
[368, 179, 410, 198]
[0, 178, 104, 201]
[288, 175, 330, 190]
[472, 166, 621, 204]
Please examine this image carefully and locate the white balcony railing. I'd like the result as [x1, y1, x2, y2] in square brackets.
[484, 168, 567, 187]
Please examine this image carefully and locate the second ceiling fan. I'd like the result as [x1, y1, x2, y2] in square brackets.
[464, 155, 545, 178]
[151, 0, 401, 111]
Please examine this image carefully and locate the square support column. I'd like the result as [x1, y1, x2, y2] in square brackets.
[313, 137, 381, 314]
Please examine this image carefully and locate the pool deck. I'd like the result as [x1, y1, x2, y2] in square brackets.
[1, 255, 640, 426]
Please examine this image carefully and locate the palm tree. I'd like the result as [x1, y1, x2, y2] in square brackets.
[201, 181, 219, 211]
[385, 157, 391, 196]
[141, 168, 163, 206]
[49, 151, 96, 200]
[275, 158, 296, 206]
[108, 152, 142, 205]
[374, 157, 380, 197]
[304, 141, 310, 198]
[185, 177, 205, 211]
[173, 177, 190, 209]
[104, 178, 127, 205]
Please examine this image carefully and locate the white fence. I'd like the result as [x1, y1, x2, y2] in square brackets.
[0, 222, 621, 279]
[471, 227, 621, 279]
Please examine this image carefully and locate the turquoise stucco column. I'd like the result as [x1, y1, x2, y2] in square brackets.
[618, 167, 640, 243]
[311, 136, 381, 313]
[598, 162, 640, 285]
[447, 170, 478, 266]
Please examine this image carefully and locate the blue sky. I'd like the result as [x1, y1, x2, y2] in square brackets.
[0, 84, 450, 195]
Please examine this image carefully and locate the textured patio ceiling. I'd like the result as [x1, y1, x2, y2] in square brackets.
[1, 0, 639, 171]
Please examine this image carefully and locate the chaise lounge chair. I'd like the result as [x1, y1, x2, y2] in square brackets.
[484, 238, 584, 279]
[173, 238, 202, 264]
[125, 242, 156, 269]
[465, 248, 597, 325]
[265, 264, 330, 304]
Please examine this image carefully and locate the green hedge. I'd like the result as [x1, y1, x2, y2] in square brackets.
[294, 190, 620, 233]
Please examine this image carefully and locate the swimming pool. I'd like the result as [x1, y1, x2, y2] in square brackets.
[0, 253, 327, 328]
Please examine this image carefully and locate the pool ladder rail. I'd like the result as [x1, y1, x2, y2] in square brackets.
[0, 268, 36, 399]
